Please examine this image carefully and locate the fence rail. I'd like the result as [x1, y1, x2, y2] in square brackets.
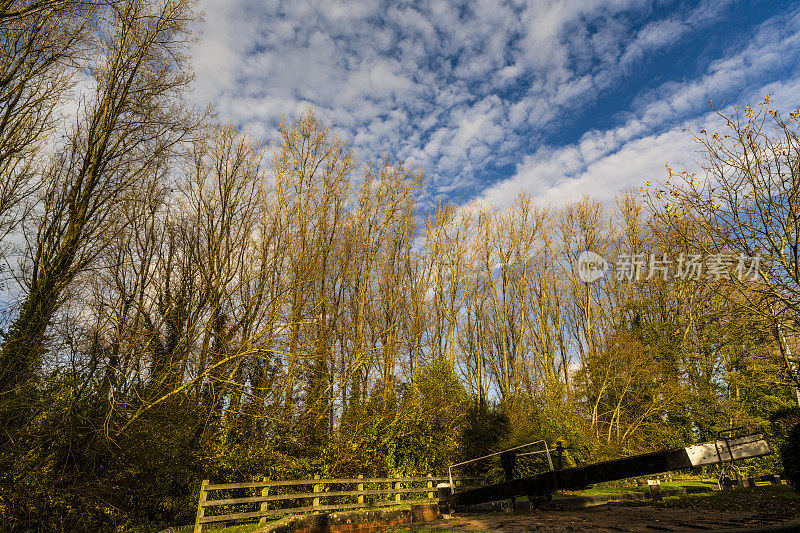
[193, 475, 477, 532]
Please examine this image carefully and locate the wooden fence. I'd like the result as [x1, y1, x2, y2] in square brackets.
[193, 475, 477, 532]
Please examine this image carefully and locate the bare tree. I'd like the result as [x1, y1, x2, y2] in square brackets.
[652, 98, 800, 403]
[0, 0, 199, 418]
[0, 1, 95, 250]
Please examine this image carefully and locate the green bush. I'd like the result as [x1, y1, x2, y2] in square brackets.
[457, 400, 509, 477]
[780, 422, 800, 489]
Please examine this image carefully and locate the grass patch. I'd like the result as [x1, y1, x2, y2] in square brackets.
[208, 523, 263, 533]
[618, 485, 800, 514]
[556, 480, 717, 497]
[124, 521, 264, 533]
[386, 526, 463, 533]
[661, 485, 800, 513]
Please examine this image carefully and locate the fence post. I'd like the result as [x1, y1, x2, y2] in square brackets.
[358, 475, 364, 505]
[394, 476, 401, 503]
[259, 477, 270, 524]
[313, 475, 321, 508]
[648, 479, 662, 502]
[193, 479, 208, 533]
[427, 474, 434, 499]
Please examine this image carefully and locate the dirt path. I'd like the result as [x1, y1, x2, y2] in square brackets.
[390, 504, 799, 532]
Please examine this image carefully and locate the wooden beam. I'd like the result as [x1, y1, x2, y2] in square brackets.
[444, 433, 773, 509]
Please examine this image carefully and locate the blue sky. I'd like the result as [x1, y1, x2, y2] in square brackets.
[190, 0, 800, 208]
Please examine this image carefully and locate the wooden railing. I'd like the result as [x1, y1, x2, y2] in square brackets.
[193, 475, 477, 532]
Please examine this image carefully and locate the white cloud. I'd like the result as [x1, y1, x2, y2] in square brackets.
[476, 6, 800, 210]
[485, 127, 696, 207]
[189, 0, 800, 206]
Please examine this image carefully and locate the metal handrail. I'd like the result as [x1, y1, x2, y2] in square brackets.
[714, 426, 748, 464]
[714, 426, 752, 489]
[447, 440, 553, 486]
[517, 441, 555, 471]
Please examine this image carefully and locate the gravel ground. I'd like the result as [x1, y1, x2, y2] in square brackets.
[389, 505, 796, 532]
[384, 485, 800, 532]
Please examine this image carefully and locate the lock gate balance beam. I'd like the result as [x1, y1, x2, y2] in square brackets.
[440, 432, 773, 511]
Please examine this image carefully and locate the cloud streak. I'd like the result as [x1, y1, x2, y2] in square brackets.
[481, 6, 800, 208]
[190, 0, 800, 207]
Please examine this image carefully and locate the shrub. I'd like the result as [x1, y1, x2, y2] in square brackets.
[780, 422, 800, 489]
